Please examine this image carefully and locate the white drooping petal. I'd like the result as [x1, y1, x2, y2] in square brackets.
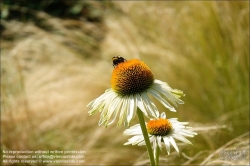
[123, 124, 142, 135]
[136, 94, 148, 117]
[172, 134, 192, 144]
[127, 95, 137, 124]
[152, 137, 157, 159]
[163, 137, 171, 155]
[117, 97, 128, 126]
[152, 80, 184, 106]
[138, 136, 154, 146]
[88, 92, 109, 115]
[108, 97, 123, 125]
[124, 135, 144, 145]
[88, 89, 113, 108]
[156, 136, 162, 151]
[141, 93, 159, 118]
[148, 89, 176, 112]
[99, 92, 119, 125]
[105, 95, 120, 120]
[168, 136, 179, 153]
[177, 130, 197, 137]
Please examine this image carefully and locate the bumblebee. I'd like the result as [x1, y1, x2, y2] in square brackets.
[112, 56, 127, 67]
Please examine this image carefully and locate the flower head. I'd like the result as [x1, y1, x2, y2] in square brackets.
[87, 57, 185, 127]
[111, 58, 154, 95]
[124, 112, 197, 156]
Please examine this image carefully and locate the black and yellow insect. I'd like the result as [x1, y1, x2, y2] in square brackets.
[112, 56, 127, 67]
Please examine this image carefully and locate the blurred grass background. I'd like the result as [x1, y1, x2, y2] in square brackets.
[1, 1, 249, 165]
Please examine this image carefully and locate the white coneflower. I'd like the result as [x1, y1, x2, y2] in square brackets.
[124, 112, 197, 156]
[87, 56, 184, 127]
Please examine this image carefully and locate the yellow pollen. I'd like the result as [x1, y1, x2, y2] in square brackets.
[147, 118, 172, 136]
[111, 59, 154, 96]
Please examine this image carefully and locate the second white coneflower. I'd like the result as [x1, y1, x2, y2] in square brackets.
[124, 112, 197, 163]
[87, 56, 185, 127]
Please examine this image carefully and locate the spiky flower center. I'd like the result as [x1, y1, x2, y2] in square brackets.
[147, 118, 172, 136]
[111, 59, 154, 96]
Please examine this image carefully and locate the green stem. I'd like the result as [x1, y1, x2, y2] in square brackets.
[155, 145, 160, 165]
[137, 108, 155, 166]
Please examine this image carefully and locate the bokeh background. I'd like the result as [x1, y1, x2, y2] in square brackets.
[1, 1, 249, 165]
